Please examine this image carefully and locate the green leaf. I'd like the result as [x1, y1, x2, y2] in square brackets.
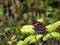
[17, 40, 28, 45]
[29, 35, 43, 44]
[5, 27, 11, 32]
[11, 35, 16, 41]
[43, 33, 52, 41]
[37, 18, 44, 22]
[20, 25, 35, 35]
[0, 8, 3, 15]
[43, 32, 60, 41]
[17, 40, 24, 45]
[11, 27, 19, 33]
[46, 21, 60, 32]
[51, 32, 60, 40]
[47, 6, 53, 12]
[11, 35, 17, 42]
[23, 35, 32, 44]
[23, 35, 43, 44]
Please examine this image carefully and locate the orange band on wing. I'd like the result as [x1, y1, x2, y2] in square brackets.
[34, 23, 39, 27]
[36, 30, 44, 32]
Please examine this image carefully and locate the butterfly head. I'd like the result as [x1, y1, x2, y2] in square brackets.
[32, 19, 37, 25]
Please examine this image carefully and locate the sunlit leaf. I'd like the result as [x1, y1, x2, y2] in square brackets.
[11, 35, 17, 42]
[51, 32, 60, 40]
[23, 35, 43, 44]
[20, 25, 35, 34]
[23, 35, 32, 44]
[43, 32, 60, 41]
[46, 21, 60, 32]
[37, 18, 44, 22]
[29, 35, 43, 44]
[7, 41, 12, 45]
[12, 39, 17, 42]
[17, 40, 23, 45]
[43, 33, 52, 41]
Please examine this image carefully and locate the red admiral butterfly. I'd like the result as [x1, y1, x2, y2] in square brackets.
[32, 20, 47, 34]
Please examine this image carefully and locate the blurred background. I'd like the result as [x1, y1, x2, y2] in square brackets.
[0, 0, 60, 45]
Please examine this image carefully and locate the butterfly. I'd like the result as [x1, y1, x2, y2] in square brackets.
[32, 20, 47, 34]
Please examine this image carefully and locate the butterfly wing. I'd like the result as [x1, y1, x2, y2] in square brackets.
[33, 22, 47, 34]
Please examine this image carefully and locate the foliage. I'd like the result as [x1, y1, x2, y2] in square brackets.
[16, 21, 60, 45]
[0, 0, 60, 45]
[16, 35, 43, 45]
